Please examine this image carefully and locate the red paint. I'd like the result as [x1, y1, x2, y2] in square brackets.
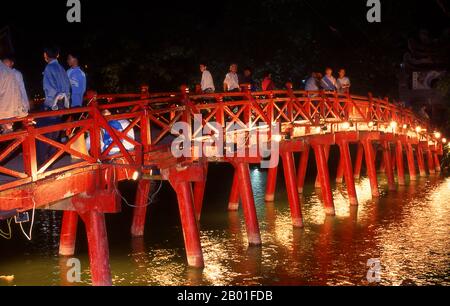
[354, 143, 364, 179]
[433, 153, 441, 173]
[315, 145, 330, 188]
[313, 145, 335, 215]
[172, 180, 204, 268]
[265, 165, 278, 202]
[363, 140, 380, 197]
[281, 151, 303, 227]
[82, 211, 112, 286]
[296, 146, 310, 194]
[416, 145, 426, 177]
[59, 211, 78, 256]
[382, 141, 396, 191]
[406, 143, 417, 181]
[131, 179, 152, 237]
[396, 141, 406, 185]
[427, 149, 435, 174]
[228, 170, 240, 211]
[235, 162, 262, 245]
[338, 142, 358, 206]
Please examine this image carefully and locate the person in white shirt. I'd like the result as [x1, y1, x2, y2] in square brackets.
[0, 61, 27, 133]
[223, 63, 240, 92]
[2, 56, 29, 112]
[199, 63, 215, 93]
[336, 68, 351, 94]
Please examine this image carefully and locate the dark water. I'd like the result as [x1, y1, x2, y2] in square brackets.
[0, 164, 449, 286]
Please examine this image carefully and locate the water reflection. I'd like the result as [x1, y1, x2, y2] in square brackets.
[0, 167, 448, 286]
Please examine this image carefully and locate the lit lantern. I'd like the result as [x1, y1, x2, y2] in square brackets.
[434, 132, 441, 139]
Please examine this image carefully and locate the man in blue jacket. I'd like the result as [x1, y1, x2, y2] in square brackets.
[42, 47, 71, 111]
[67, 54, 86, 107]
[37, 46, 71, 165]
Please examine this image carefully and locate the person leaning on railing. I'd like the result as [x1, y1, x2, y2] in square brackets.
[0, 61, 28, 134]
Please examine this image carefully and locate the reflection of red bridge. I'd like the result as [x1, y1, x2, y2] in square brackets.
[0, 85, 445, 285]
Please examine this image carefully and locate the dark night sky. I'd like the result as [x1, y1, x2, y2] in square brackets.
[1, 0, 449, 97]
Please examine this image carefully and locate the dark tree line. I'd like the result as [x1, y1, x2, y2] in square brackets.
[2, 0, 449, 99]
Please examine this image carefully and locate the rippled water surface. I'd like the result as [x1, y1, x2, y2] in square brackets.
[0, 164, 449, 286]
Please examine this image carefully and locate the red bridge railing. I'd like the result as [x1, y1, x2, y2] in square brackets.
[0, 85, 442, 192]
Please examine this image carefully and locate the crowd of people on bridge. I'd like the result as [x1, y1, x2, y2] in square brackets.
[0, 48, 86, 132]
[0, 47, 87, 163]
[199, 63, 351, 94]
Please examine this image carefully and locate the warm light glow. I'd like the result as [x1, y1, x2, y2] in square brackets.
[415, 126, 422, 133]
[402, 124, 408, 129]
[272, 134, 283, 142]
[434, 132, 441, 139]
[342, 122, 350, 130]
[368, 121, 374, 128]
[390, 121, 398, 129]
[132, 171, 140, 181]
[442, 138, 447, 144]
[315, 126, 322, 133]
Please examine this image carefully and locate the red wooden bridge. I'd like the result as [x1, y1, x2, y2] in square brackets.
[0, 84, 445, 285]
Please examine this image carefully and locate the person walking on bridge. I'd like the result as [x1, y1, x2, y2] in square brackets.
[67, 53, 86, 107]
[320, 67, 337, 91]
[223, 64, 240, 92]
[241, 67, 256, 91]
[2, 55, 29, 113]
[37, 46, 71, 165]
[199, 63, 215, 93]
[261, 71, 275, 91]
[0, 61, 27, 133]
[42, 47, 71, 111]
[305, 72, 321, 91]
[336, 68, 351, 94]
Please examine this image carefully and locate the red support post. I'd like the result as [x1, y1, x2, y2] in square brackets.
[235, 162, 262, 245]
[433, 152, 441, 173]
[228, 169, 240, 211]
[406, 143, 417, 181]
[59, 211, 78, 256]
[312, 144, 335, 215]
[172, 180, 204, 268]
[131, 179, 152, 237]
[315, 145, 330, 188]
[338, 142, 358, 206]
[362, 140, 380, 197]
[280, 151, 304, 227]
[354, 143, 364, 179]
[416, 145, 426, 177]
[265, 165, 278, 202]
[382, 141, 396, 191]
[396, 140, 406, 185]
[82, 211, 112, 286]
[426, 149, 435, 174]
[297, 145, 310, 194]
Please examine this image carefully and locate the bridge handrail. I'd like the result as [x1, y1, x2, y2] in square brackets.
[0, 86, 441, 192]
